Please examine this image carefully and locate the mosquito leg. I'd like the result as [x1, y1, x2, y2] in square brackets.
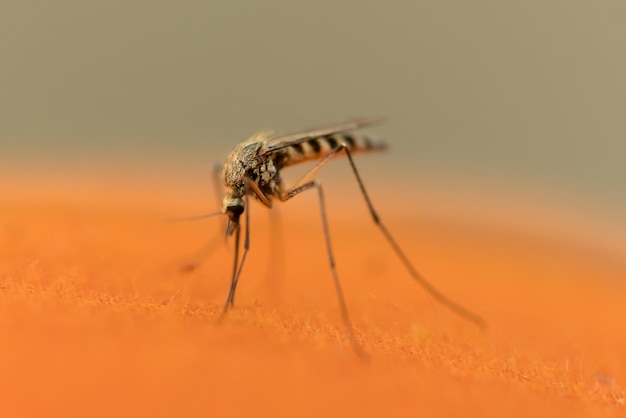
[219, 221, 241, 319]
[279, 182, 367, 359]
[264, 204, 285, 303]
[220, 177, 270, 319]
[178, 163, 226, 273]
[212, 163, 224, 207]
[283, 143, 486, 330]
[179, 232, 224, 273]
[221, 192, 252, 317]
[341, 145, 486, 330]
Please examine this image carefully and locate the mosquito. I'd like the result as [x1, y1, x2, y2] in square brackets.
[179, 116, 486, 357]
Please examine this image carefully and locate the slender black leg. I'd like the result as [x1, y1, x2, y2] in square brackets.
[280, 181, 367, 359]
[264, 204, 285, 301]
[285, 143, 487, 330]
[340, 146, 486, 330]
[212, 163, 224, 208]
[219, 177, 273, 319]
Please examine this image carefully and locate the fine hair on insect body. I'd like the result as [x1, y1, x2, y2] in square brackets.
[174, 117, 486, 358]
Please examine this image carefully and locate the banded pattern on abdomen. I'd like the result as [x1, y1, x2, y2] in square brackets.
[280, 133, 387, 166]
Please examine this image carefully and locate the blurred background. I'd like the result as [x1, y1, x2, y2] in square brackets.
[2, 1, 625, 256]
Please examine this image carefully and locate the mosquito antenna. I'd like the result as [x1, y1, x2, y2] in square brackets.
[166, 211, 225, 222]
[167, 209, 226, 272]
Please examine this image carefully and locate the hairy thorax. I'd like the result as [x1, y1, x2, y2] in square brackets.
[222, 133, 281, 203]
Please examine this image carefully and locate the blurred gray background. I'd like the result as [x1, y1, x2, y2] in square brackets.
[1, 1, 625, 228]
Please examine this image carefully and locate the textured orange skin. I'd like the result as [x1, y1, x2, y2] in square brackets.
[1, 179, 625, 418]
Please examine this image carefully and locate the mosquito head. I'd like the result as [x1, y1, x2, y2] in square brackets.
[223, 194, 245, 235]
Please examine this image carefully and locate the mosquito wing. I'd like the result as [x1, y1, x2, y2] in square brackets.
[262, 116, 384, 153]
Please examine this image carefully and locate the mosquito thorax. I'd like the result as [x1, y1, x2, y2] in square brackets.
[222, 135, 267, 189]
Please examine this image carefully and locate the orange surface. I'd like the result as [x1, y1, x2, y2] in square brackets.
[1, 176, 626, 418]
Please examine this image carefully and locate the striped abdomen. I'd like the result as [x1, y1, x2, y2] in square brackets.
[279, 133, 387, 167]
